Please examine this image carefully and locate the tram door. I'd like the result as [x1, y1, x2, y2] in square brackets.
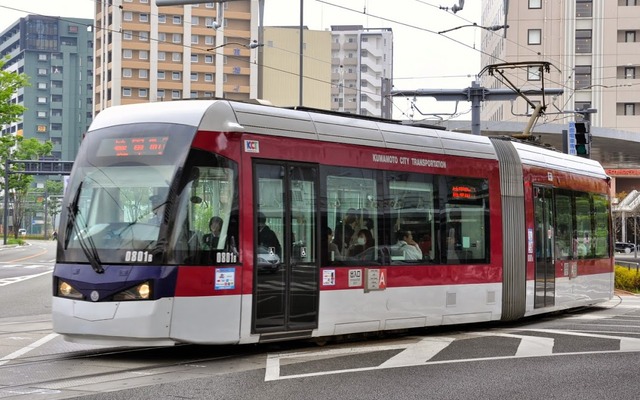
[533, 186, 555, 308]
[253, 162, 319, 333]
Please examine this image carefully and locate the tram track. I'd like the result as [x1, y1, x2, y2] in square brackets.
[0, 342, 267, 398]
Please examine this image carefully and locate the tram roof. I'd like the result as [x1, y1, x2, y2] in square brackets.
[90, 100, 607, 179]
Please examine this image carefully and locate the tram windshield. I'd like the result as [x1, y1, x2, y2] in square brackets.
[58, 123, 239, 266]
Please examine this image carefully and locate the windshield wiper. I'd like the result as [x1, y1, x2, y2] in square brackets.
[65, 182, 105, 274]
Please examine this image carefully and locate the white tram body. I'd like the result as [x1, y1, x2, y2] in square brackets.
[52, 100, 613, 346]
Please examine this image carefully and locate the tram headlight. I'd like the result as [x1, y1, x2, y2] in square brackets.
[113, 281, 152, 301]
[57, 280, 83, 299]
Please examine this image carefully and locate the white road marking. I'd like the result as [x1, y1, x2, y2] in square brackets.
[264, 327, 640, 381]
[0, 270, 52, 286]
[0, 333, 59, 367]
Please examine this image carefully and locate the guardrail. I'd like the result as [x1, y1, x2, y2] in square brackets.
[615, 260, 640, 272]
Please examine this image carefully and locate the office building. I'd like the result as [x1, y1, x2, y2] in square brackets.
[481, 0, 640, 134]
[0, 15, 94, 161]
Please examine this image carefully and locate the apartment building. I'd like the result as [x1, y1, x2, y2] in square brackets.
[94, 0, 259, 113]
[0, 15, 93, 161]
[480, 0, 640, 134]
[330, 26, 393, 118]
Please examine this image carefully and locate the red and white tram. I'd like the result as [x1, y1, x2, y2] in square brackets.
[52, 100, 613, 346]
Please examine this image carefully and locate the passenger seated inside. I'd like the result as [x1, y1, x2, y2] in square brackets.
[348, 229, 375, 261]
[394, 229, 423, 261]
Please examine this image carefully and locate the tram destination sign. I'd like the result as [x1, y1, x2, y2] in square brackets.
[97, 136, 169, 157]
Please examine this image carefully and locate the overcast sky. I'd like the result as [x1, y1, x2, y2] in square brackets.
[0, 0, 483, 121]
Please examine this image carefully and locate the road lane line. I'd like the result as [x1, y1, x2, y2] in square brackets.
[0, 333, 59, 366]
[0, 270, 52, 287]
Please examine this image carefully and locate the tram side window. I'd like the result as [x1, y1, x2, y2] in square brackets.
[592, 194, 610, 258]
[574, 192, 593, 258]
[554, 190, 574, 259]
[386, 173, 437, 264]
[442, 177, 490, 265]
[324, 167, 379, 265]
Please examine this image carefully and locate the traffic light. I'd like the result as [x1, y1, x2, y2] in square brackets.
[574, 121, 590, 158]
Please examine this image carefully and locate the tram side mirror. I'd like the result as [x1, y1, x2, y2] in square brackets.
[190, 196, 203, 204]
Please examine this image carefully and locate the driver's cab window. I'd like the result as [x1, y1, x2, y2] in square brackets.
[169, 151, 239, 265]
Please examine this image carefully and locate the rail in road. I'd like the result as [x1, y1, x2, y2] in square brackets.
[1, 293, 640, 399]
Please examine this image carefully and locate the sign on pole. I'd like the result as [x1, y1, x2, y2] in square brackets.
[567, 121, 577, 156]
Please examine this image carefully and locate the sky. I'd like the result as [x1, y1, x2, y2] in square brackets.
[0, 0, 483, 121]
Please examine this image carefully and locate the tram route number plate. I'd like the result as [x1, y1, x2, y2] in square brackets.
[365, 268, 387, 292]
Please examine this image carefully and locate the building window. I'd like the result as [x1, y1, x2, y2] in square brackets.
[139, 50, 148, 60]
[574, 65, 592, 89]
[139, 13, 149, 22]
[158, 51, 166, 61]
[123, 11, 133, 21]
[139, 69, 148, 79]
[172, 71, 181, 80]
[528, 29, 541, 45]
[172, 90, 181, 99]
[576, 0, 592, 17]
[626, 31, 636, 43]
[204, 73, 213, 82]
[158, 71, 165, 79]
[191, 35, 199, 44]
[139, 31, 149, 42]
[37, 111, 47, 118]
[625, 103, 636, 115]
[627, 0, 638, 5]
[528, 66, 541, 81]
[173, 15, 182, 25]
[37, 82, 47, 89]
[205, 36, 214, 45]
[157, 90, 165, 99]
[123, 88, 132, 97]
[158, 14, 166, 24]
[123, 30, 133, 40]
[190, 91, 198, 99]
[191, 72, 198, 81]
[576, 30, 592, 53]
[205, 54, 214, 63]
[123, 68, 133, 78]
[625, 67, 636, 79]
[203, 91, 213, 98]
[529, 0, 541, 8]
[172, 33, 182, 44]
[38, 53, 48, 61]
[158, 32, 166, 42]
[38, 68, 47, 75]
[191, 16, 199, 25]
[138, 89, 148, 98]
[191, 54, 198, 63]
[172, 52, 182, 62]
[37, 97, 47, 104]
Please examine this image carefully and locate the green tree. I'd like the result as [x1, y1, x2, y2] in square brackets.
[0, 57, 29, 126]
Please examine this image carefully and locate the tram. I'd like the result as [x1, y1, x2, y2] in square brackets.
[52, 100, 613, 346]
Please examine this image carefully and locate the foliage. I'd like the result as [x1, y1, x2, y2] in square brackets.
[0, 57, 29, 126]
[0, 136, 53, 238]
[614, 266, 640, 293]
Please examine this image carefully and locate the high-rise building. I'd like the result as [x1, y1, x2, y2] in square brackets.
[94, 0, 259, 113]
[330, 26, 393, 118]
[0, 15, 94, 161]
[480, 0, 640, 134]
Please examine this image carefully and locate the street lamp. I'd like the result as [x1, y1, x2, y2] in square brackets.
[438, 23, 509, 35]
[206, 40, 263, 52]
